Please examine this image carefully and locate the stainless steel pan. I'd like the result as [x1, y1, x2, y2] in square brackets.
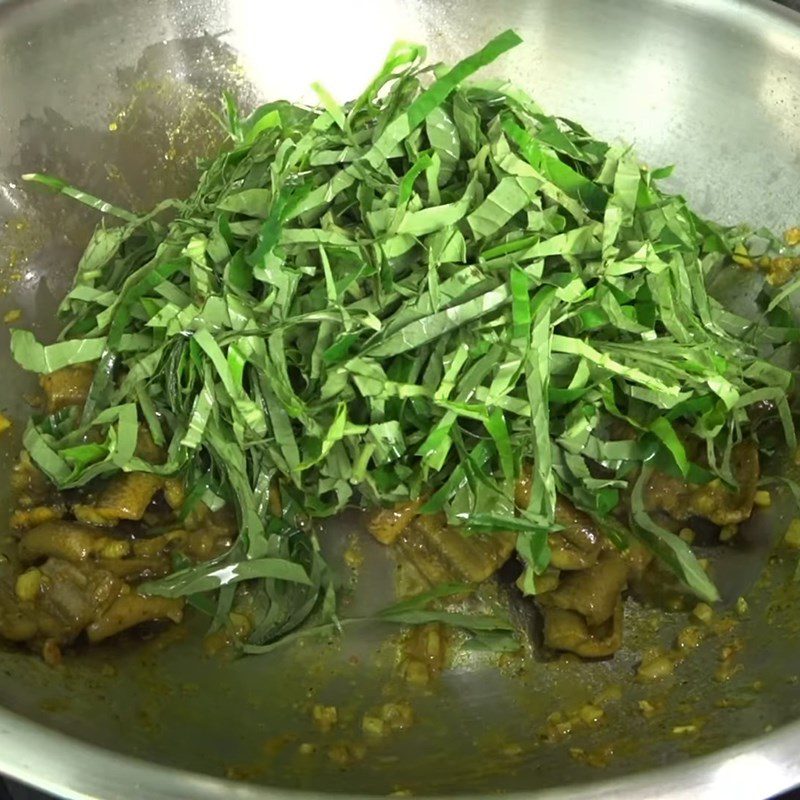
[1, 1, 800, 798]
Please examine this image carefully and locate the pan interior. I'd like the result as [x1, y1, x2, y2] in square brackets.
[1, 0, 800, 796]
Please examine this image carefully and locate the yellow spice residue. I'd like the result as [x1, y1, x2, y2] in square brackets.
[785, 518, 800, 549]
[15, 568, 42, 601]
[733, 232, 800, 285]
[3, 308, 21, 324]
[343, 533, 364, 571]
[311, 703, 338, 733]
[753, 489, 771, 508]
[361, 701, 414, 738]
[785, 227, 800, 246]
[0, 413, 12, 435]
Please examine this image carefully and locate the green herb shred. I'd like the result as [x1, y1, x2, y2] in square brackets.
[14, 30, 800, 647]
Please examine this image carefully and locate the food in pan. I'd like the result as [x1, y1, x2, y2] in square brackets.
[2, 30, 798, 666]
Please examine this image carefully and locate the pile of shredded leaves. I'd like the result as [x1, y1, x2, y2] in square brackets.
[12, 30, 800, 650]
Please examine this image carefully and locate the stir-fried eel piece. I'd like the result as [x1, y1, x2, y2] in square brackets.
[39, 363, 95, 413]
[396, 514, 515, 585]
[517, 467, 603, 570]
[514, 466, 632, 657]
[535, 500, 631, 657]
[368, 505, 515, 584]
[95, 557, 171, 580]
[180, 516, 237, 561]
[73, 472, 164, 526]
[10, 505, 65, 531]
[646, 441, 760, 527]
[162, 477, 186, 511]
[19, 521, 130, 563]
[29, 559, 124, 641]
[9, 458, 69, 532]
[542, 603, 623, 659]
[367, 499, 425, 545]
[551, 498, 604, 570]
[10, 455, 64, 526]
[0, 557, 184, 649]
[131, 530, 185, 559]
[86, 594, 184, 643]
[1, 558, 121, 644]
[534, 526, 660, 659]
[538, 553, 629, 628]
[623, 541, 655, 582]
